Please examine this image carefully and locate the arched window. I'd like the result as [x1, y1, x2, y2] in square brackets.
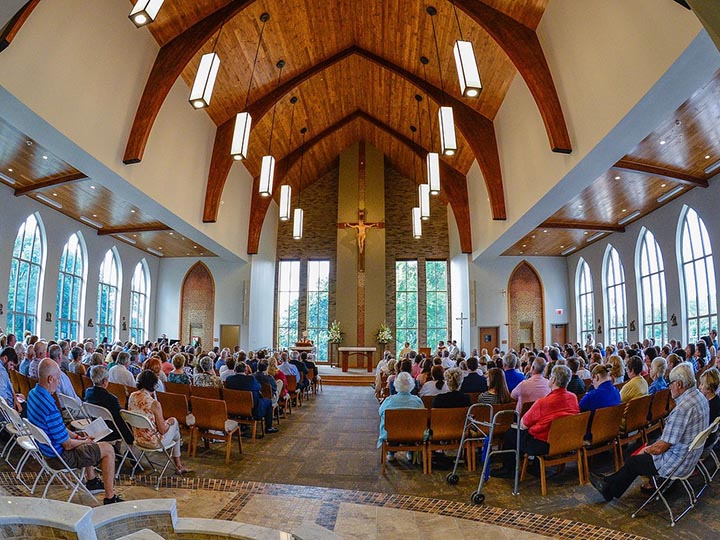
[678, 206, 717, 343]
[129, 260, 150, 344]
[637, 228, 667, 344]
[576, 258, 594, 342]
[56, 232, 86, 340]
[603, 245, 627, 346]
[7, 213, 45, 335]
[97, 248, 121, 343]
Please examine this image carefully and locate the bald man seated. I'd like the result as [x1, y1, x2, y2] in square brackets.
[26, 358, 123, 504]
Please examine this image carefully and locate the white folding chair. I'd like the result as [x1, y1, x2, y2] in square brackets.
[632, 422, 713, 526]
[83, 401, 143, 479]
[22, 419, 98, 503]
[695, 416, 720, 496]
[0, 397, 42, 492]
[57, 392, 92, 431]
[120, 409, 178, 490]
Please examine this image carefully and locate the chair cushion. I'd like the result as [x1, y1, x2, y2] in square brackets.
[225, 419, 239, 432]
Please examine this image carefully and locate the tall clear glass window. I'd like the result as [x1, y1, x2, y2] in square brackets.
[679, 206, 717, 343]
[426, 260, 448, 351]
[576, 258, 594, 342]
[7, 214, 44, 335]
[55, 232, 85, 340]
[97, 249, 121, 343]
[604, 246, 627, 346]
[637, 229, 667, 344]
[306, 261, 330, 361]
[277, 260, 300, 350]
[129, 260, 150, 344]
[395, 261, 418, 353]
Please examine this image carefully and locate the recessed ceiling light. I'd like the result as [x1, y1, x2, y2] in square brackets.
[158, 246, 163, 250]
[200, 252, 204, 255]
[193, 245, 197, 249]
[531, 235, 536, 239]
[181, 237, 185, 240]
[90, 185, 95, 189]
[132, 234, 137, 238]
[578, 204, 583, 208]
[92, 214, 97, 217]
[705, 155, 711, 160]
[519, 251, 524, 254]
[131, 209, 136, 213]
[522, 244, 526, 248]
[52, 192, 57, 196]
[186, 252, 190, 256]
[42, 155, 48, 159]
[7, 168, 12, 172]
[169, 232, 174, 235]
[26, 140, 32, 146]
[560, 245, 564, 248]
[534, 251, 538, 255]
[659, 140, 666, 145]
[614, 175, 621, 180]
[621, 208, 626, 212]
[584, 231, 589, 235]
[661, 183, 666, 187]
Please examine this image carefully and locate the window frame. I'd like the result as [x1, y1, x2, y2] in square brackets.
[425, 259, 449, 352]
[277, 260, 301, 350]
[636, 228, 667, 345]
[55, 232, 87, 341]
[7, 213, 45, 336]
[576, 258, 595, 343]
[395, 260, 419, 353]
[603, 245, 627, 346]
[96, 248, 122, 343]
[129, 259, 150, 344]
[306, 260, 330, 361]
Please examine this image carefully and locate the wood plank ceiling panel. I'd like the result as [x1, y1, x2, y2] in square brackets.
[624, 69, 720, 178]
[136, 0, 228, 46]
[503, 228, 598, 257]
[116, 230, 217, 258]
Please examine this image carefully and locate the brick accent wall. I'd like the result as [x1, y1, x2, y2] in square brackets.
[275, 166, 339, 349]
[384, 162, 450, 351]
[180, 262, 215, 349]
[508, 261, 545, 350]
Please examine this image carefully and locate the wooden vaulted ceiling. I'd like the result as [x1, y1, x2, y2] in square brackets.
[503, 68, 720, 257]
[120, 0, 572, 255]
[0, 117, 217, 258]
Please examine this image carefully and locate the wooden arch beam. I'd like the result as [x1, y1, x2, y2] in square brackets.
[123, 0, 257, 164]
[0, 0, 41, 53]
[453, 0, 572, 154]
[246, 110, 472, 254]
[205, 46, 506, 224]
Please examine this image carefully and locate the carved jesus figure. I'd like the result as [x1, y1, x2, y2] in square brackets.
[346, 217, 380, 255]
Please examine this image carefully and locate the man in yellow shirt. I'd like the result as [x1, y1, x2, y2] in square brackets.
[620, 356, 649, 403]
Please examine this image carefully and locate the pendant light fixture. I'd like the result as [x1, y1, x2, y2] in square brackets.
[293, 127, 308, 240]
[412, 207, 423, 239]
[259, 60, 285, 198]
[279, 96, 298, 221]
[419, 61, 442, 195]
[450, 0, 482, 98]
[419, 183, 430, 221]
[231, 13, 270, 161]
[189, 23, 224, 109]
[411, 124, 427, 236]
[427, 6, 457, 157]
[129, 0, 164, 28]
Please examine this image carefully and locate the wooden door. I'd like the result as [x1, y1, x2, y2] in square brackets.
[551, 324, 568, 346]
[478, 327, 499, 353]
[220, 325, 240, 350]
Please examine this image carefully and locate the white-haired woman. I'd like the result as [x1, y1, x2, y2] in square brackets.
[432, 368, 471, 408]
[648, 357, 668, 395]
[377, 371, 424, 463]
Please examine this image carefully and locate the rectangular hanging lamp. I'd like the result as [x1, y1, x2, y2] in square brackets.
[453, 40, 482, 98]
[129, 0, 164, 27]
[231, 112, 252, 161]
[412, 207, 422, 238]
[293, 208, 304, 239]
[438, 106, 457, 156]
[426, 152, 441, 195]
[189, 52, 220, 109]
[279, 185, 292, 221]
[259, 155, 276, 197]
[419, 183, 430, 221]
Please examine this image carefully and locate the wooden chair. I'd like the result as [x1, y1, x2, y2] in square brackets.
[66, 372, 85, 399]
[427, 407, 471, 474]
[286, 375, 302, 407]
[465, 392, 480, 404]
[189, 396, 241, 464]
[643, 388, 671, 440]
[190, 385, 222, 400]
[421, 395, 434, 409]
[617, 395, 652, 465]
[519, 400, 535, 418]
[164, 381, 191, 397]
[16, 372, 31, 398]
[521, 411, 591, 495]
[260, 383, 280, 425]
[156, 391, 194, 429]
[583, 378, 593, 391]
[223, 388, 264, 441]
[82, 376, 93, 394]
[106, 382, 128, 409]
[582, 403, 625, 480]
[381, 408, 429, 474]
[9, 370, 20, 394]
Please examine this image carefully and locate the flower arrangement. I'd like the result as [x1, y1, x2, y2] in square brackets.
[375, 321, 393, 344]
[328, 320, 344, 343]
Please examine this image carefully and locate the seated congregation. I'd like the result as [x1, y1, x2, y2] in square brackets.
[0, 332, 320, 504]
[375, 337, 720, 522]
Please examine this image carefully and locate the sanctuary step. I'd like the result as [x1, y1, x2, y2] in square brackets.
[320, 374, 375, 387]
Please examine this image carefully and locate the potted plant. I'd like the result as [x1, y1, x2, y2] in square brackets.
[375, 321, 393, 350]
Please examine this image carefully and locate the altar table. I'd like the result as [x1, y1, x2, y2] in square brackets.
[337, 346, 377, 373]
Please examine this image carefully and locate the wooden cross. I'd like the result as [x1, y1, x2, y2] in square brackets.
[456, 312, 469, 353]
[337, 209, 385, 272]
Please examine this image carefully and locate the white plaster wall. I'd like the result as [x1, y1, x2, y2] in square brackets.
[567, 177, 720, 346]
[248, 203, 279, 350]
[154, 257, 248, 347]
[468, 0, 706, 257]
[448, 205, 470, 351]
[0, 184, 159, 342]
[0, 0, 252, 259]
[469, 256, 569, 350]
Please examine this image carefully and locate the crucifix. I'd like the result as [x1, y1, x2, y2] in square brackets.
[456, 312, 468, 353]
[337, 209, 385, 272]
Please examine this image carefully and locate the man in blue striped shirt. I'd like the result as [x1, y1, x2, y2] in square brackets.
[26, 359, 123, 504]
